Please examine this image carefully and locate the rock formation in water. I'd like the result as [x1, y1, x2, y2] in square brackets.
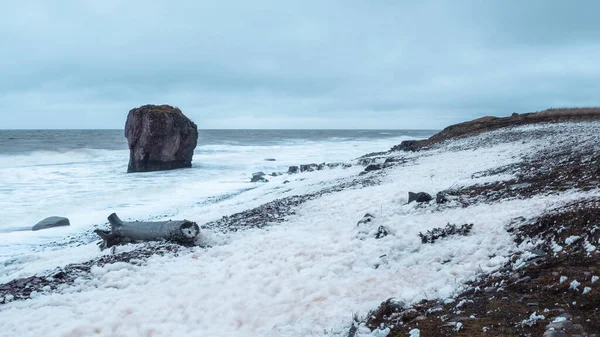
[125, 105, 198, 173]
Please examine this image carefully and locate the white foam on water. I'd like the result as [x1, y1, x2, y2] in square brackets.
[0, 135, 415, 256]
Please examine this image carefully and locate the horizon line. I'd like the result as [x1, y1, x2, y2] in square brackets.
[0, 128, 441, 131]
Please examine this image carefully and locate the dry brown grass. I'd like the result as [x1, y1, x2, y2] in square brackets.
[535, 107, 600, 117]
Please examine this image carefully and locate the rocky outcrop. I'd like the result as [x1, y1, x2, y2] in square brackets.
[32, 216, 70, 231]
[125, 105, 198, 173]
[391, 107, 600, 152]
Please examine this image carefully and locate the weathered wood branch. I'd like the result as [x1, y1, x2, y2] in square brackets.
[95, 213, 200, 250]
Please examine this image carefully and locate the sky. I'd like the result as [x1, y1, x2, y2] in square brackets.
[1, 0, 600, 129]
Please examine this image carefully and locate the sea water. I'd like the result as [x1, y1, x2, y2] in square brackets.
[0, 129, 434, 256]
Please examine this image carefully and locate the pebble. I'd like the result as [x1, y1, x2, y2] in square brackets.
[546, 320, 574, 330]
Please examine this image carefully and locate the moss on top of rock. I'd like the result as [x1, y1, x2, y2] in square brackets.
[136, 104, 182, 115]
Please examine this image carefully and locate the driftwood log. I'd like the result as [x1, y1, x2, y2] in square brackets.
[95, 213, 200, 250]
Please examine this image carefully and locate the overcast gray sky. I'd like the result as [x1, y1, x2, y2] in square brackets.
[1, 1, 599, 129]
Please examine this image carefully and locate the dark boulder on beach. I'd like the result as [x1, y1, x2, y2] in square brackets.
[364, 164, 382, 172]
[436, 191, 449, 204]
[300, 163, 325, 172]
[125, 105, 198, 173]
[408, 192, 432, 203]
[32, 216, 70, 231]
[251, 172, 268, 183]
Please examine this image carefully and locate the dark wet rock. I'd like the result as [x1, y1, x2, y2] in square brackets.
[289, 163, 341, 174]
[300, 164, 314, 172]
[375, 226, 388, 239]
[327, 162, 352, 169]
[264, 158, 276, 161]
[125, 104, 198, 173]
[251, 176, 269, 183]
[364, 164, 382, 172]
[300, 163, 324, 172]
[32, 216, 70, 231]
[391, 140, 420, 152]
[408, 192, 432, 203]
[436, 191, 449, 204]
[283, 180, 290, 184]
[251, 172, 268, 182]
[270, 172, 279, 177]
[419, 223, 473, 244]
[358, 171, 368, 176]
[357, 213, 375, 226]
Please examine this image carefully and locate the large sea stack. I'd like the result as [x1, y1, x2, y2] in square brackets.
[125, 104, 198, 173]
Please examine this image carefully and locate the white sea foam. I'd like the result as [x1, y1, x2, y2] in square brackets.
[0, 135, 414, 256]
[2, 124, 597, 337]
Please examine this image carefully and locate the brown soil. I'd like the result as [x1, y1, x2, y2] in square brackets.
[362, 200, 600, 336]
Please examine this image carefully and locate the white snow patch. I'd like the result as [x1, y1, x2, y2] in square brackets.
[409, 328, 420, 337]
[570, 280, 580, 290]
[355, 323, 390, 337]
[560, 276, 568, 284]
[551, 241, 564, 254]
[522, 312, 545, 327]
[565, 235, 581, 245]
[583, 287, 592, 295]
[584, 240, 597, 252]
[592, 276, 599, 283]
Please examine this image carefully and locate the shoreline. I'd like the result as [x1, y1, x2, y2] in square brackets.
[1, 110, 600, 336]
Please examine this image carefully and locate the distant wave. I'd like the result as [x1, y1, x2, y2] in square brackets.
[0, 149, 127, 168]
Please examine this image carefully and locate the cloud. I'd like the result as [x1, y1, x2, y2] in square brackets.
[1, 0, 599, 129]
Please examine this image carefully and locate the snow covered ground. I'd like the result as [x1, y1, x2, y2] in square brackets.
[1, 123, 599, 337]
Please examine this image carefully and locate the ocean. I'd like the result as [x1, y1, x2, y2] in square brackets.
[0, 129, 434, 256]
